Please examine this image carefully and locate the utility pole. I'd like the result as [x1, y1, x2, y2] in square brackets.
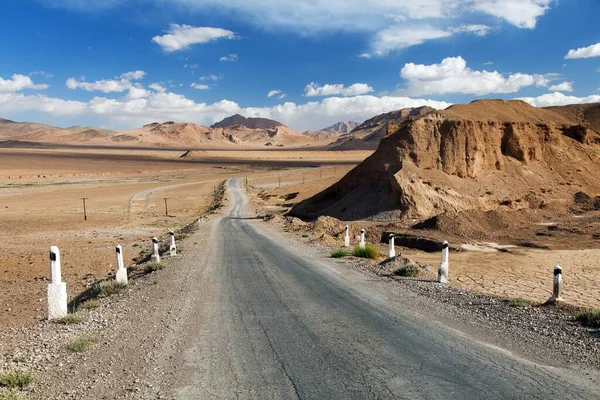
[163, 198, 169, 216]
[81, 198, 88, 221]
[278, 177, 281, 188]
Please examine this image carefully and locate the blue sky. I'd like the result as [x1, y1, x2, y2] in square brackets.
[0, 0, 599, 131]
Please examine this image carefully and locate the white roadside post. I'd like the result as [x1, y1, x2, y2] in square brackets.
[169, 231, 177, 257]
[388, 234, 396, 258]
[437, 240, 449, 284]
[552, 265, 563, 302]
[344, 225, 350, 247]
[47, 246, 68, 320]
[359, 229, 366, 249]
[115, 245, 128, 285]
[151, 237, 161, 263]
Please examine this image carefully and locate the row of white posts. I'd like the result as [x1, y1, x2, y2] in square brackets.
[47, 232, 178, 320]
[341, 225, 564, 301]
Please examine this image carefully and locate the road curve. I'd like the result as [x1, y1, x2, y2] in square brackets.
[178, 178, 599, 400]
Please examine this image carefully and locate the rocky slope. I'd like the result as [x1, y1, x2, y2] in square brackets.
[329, 106, 434, 150]
[291, 100, 600, 222]
[303, 121, 359, 141]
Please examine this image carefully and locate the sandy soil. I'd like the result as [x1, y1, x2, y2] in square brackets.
[0, 147, 370, 331]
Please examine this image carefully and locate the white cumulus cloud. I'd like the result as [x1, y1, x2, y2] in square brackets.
[548, 82, 574, 92]
[565, 42, 600, 60]
[152, 24, 236, 52]
[0, 74, 49, 93]
[473, 0, 551, 29]
[517, 92, 600, 107]
[200, 75, 219, 81]
[267, 89, 282, 98]
[219, 54, 238, 62]
[149, 83, 166, 92]
[370, 26, 452, 56]
[399, 56, 553, 96]
[304, 82, 374, 97]
[190, 83, 210, 90]
[66, 71, 146, 93]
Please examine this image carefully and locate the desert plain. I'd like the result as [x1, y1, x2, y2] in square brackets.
[2, 137, 600, 335]
[0, 145, 371, 331]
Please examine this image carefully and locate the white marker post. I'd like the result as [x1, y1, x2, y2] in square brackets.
[437, 240, 449, 284]
[47, 246, 68, 320]
[388, 234, 396, 259]
[151, 237, 161, 263]
[359, 229, 366, 249]
[552, 265, 563, 302]
[115, 245, 128, 285]
[344, 225, 350, 247]
[169, 231, 177, 257]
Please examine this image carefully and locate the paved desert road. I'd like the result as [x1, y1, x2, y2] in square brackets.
[177, 178, 599, 399]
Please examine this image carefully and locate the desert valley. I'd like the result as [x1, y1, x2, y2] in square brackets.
[3, 100, 600, 328]
[3, 100, 600, 398]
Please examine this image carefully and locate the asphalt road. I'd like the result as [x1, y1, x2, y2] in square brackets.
[177, 178, 599, 399]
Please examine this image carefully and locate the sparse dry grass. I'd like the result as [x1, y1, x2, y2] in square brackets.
[574, 308, 600, 328]
[352, 245, 378, 260]
[66, 335, 98, 353]
[78, 300, 100, 310]
[330, 248, 350, 258]
[505, 298, 531, 307]
[393, 263, 420, 277]
[0, 369, 34, 389]
[144, 261, 164, 274]
[92, 281, 127, 298]
[55, 314, 86, 325]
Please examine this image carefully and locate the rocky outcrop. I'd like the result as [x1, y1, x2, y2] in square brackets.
[291, 100, 600, 221]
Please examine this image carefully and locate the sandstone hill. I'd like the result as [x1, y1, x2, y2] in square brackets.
[0, 119, 115, 144]
[329, 106, 434, 150]
[303, 121, 359, 140]
[291, 100, 600, 225]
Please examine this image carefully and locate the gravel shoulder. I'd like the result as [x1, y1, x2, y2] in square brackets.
[0, 204, 225, 399]
[260, 213, 600, 374]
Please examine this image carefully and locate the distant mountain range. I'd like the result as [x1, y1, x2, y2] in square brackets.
[302, 121, 359, 140]
[0, 114, 315, 148]
[211, 114, 283, 130]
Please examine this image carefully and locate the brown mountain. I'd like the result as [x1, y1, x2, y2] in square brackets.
[211, 114, 283, 130]
[290, 100, 600, 223]
[329, 106, 435, 150]
[0, 118, 317, 148]
[302, 121, 359, 141]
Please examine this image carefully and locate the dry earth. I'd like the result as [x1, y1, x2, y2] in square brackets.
[0, 146, 369, 332]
